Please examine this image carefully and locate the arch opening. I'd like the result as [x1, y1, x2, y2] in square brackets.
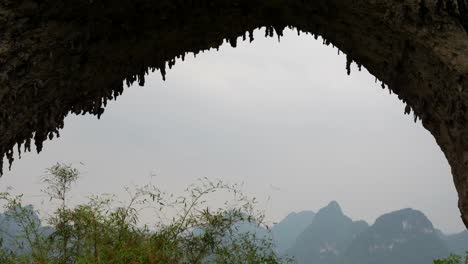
[2, 28, 463, 233]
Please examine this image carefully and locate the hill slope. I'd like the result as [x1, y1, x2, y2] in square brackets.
[287, 201, 368, 264]
[271, 210, 315, 254]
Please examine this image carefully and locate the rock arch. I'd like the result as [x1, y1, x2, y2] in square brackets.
[0, 0, 467, 226]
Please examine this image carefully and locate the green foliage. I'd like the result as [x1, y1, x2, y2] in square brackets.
[434, 253, 468, 264]
[0, 163, 292, 264]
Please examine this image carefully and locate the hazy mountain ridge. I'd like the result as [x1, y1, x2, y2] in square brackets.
[279, 203, 466, 264]
[343, 208, 449, 264]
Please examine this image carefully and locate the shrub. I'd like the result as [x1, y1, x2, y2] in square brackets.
[0, 163, 292, 264]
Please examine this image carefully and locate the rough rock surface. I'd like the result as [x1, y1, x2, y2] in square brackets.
[0, 0, 467, 226]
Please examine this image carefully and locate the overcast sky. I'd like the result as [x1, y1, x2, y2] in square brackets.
[1, 29, 465, 233]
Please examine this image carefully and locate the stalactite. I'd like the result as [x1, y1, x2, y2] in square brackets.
[266, 26, 274, 38]
[160, 62, 167, 81]
[97, 107, 104, 119]
[273, 26, 284, 42]
[0, 155, 3, 176]
[405, 104, 412, 114]
[17, 143, 22, 159]
[25, 138, 31, 153]
[346, 55, 352, 75]
[168, 59, 176, 69]
[6, 149, 13, 170]
[138, 72, 145, 86]
[229, 37, 237, 47]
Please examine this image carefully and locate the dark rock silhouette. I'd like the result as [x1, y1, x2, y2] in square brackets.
[0, 0, 468, 226]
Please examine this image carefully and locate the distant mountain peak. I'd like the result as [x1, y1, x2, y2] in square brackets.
[372, 208, 435, 234]
[287, 202, 369, 264]
[327, 201, 341, 209]
[316, 201, 344, 218]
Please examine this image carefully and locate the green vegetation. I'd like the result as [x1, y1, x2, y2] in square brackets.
[434, 253, 468, 264]
[0, 163, 291, 264]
